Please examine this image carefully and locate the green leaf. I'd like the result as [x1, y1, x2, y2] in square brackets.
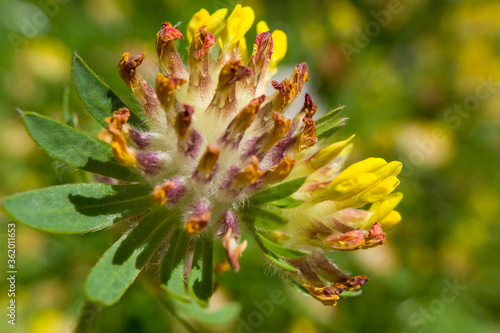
[243, 207, 288, 230]
[21, 111, 142, 182]
[271, 196, 304, 209]
[188, 235, 214, 307]
[86, 208, 173, 306]
[316, 117, 347, 140]
[160, 228, 191, 302]
[250, 177, 307, 205]
[113, 208, 172, 265]
[1, 183, 152, 234]
[315, 105, 344, 125]
[72, 53, 145, 130]
[256, 233, 308, 258]
[135, 218, 176, 268]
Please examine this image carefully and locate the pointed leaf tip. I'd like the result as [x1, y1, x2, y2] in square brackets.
[71, 53, 146, 130]
[14, 107, 24, 116]
[22, 111, 142, 181]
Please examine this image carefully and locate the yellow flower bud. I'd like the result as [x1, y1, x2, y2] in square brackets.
[311, 134, 355, 169]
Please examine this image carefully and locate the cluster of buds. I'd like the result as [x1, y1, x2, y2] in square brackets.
[97, 5, 403, 306]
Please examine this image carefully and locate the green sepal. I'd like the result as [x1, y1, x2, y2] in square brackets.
[72, 53, 145, 130]
[21, 111, 142, 182]
[0, 183, 152, 234]
[243, 207, 288, 230]
[315, 105, 344, 125]
[263, 252, 297, 272]
[256, 233, 308, 258]
[85, 208, 174, 306]
[340, 290, 363, 297]
[316, 117, 347, 140]
[288, 279, 313, 296]
[253, 233, 297, 272]
[270, 196, 304, 209]
[250, 177, 307, 205]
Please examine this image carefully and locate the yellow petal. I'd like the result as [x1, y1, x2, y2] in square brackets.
[329, 157, 387, 189]
[187, 8, 228, 42]
[238, 37, 248, 63]
[110, 140, 137, 167]
[256, 20, 270, 34]
[374, 160, 403, 179]
[187, 8, 210, 42]
[368, 192, 403, 224]
[379, 210, 402, 230]
[270, 29, 287, 69]
[220, 5, 255, 49]
[327, 173, 379, 201]
[357, 176, 400, 204]
[206, 8, 228, 36]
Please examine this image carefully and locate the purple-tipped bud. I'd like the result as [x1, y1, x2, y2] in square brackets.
[151, 177, 186, 206]
[219, 95, 265, 149]
[193, 144, 220, 183]
[219, 210, 238, 237]
[185, 198, 211, 235]
[221, 211, 247, 272]
[219, 156, 265, 200]
[136, 152, 165, 176]
[175, 107, 205, 161]
[168, 177, 187, 204]
[219, 166, 240, 192]
[129, 129, 152, 150]
[267, 137, 296, 166]
[207, 61, 255, 118]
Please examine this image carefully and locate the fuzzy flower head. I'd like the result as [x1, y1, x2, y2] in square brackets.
[2, 5, 402, 308]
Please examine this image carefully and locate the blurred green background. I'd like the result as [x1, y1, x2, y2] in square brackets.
[1, 0, 499, 332]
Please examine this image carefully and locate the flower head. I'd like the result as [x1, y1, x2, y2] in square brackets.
[2, 5, 402, 308]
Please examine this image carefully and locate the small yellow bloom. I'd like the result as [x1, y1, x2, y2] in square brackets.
[219, 5, 255, 49]
[187, 8, 228, 42]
